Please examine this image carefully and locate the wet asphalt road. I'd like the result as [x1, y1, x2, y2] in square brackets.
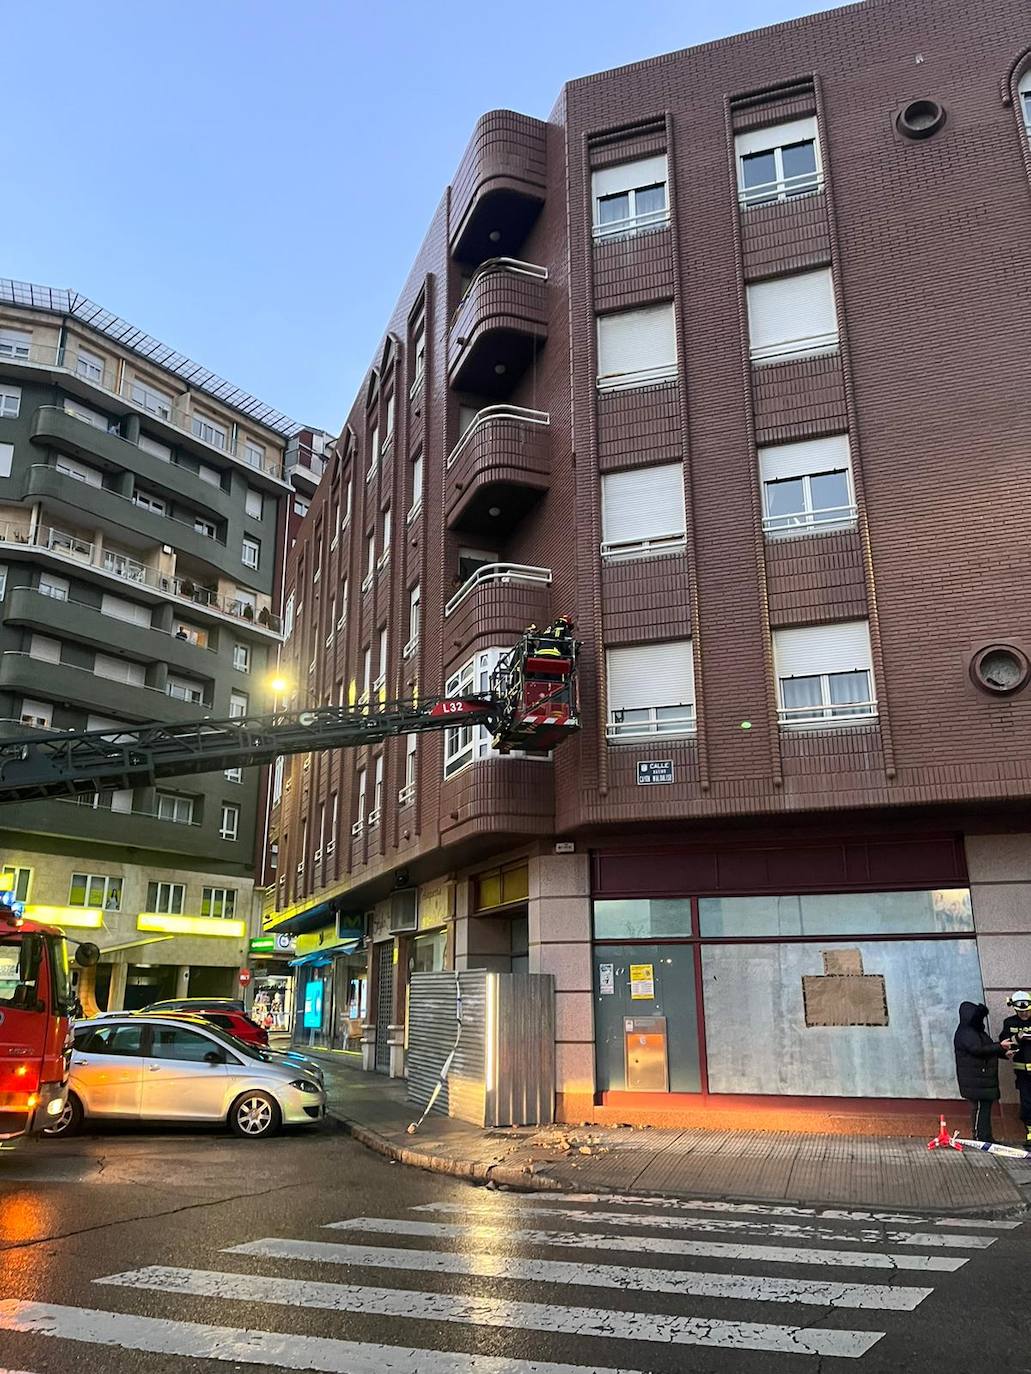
[1, 1120, 1029, 1373]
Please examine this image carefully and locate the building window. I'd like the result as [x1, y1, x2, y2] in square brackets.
[1021, 70, 1031, 135]
[606, 640, 696, 740]
[147, 880, 185, 913]
[385, 393, 395, 441]
[369, 755, 384, 826]
[104, 596, 152, 629]
[443, 648, 508, 777]
[597, 303, 677, 390]
[736, 117, 822, 206]
[133, 490, 167, 516]
[0, 443, 13, 478]
[760, 435, 856, 535]
[224, 767, 243, 783]
[63, 398, 113, 432]
[29, 634, 61, 664]
[166, 675, 205, 704]
[197, 462, 222, 488]
[272, 755, 285, 804]
[0, 564, 6, 598]
[400, 734, 417, 805]
[130, 380, 173, 421]
[219, 803, 240, 840]
[294, 494, 310, 519]
[244, 440, 265, 471]
[1, 865, 32, 902]
[0, 384, 21, 418]
[343, 477, 352, 526]
[592, 155, 669, 238]
[242, 536, 260, 569]
[193, 516, 218, 541]
[375, 626, 388, 696]
[138, 433, 172, 461]
[94, 653, 145, 686]
[20, 698, 52, 728]
[410, 309, 426, 393]
[379, 507, 391, 567]
[38, 573, 69, 601]
[202, 886, 236, 919]
[747, 269, 838, 363]
[156, 793, 194, 825]
[55, 453, 103, 486]
[367, 424, 379, 481]
[229, 691, 248, 718]
[232, 643, 250, 672]
[353, 767, 366, 835]
[405, 584, 421, 656]
[172, 619, 205, 645]
[328, 791, 338, 854]
[409, 451, 423, 520]
[75, 348, 106, 383]
[360, 646, 372, 705]
[601, 464, 686, 560]
[192, 413, 227, 450]
[245, 487, 264, 520]
[0, 329, 31, 359]
[773, 621, 876, 727]
[76, 788, 132, 813]
[69, 873, 122, 910]
[363, 532, 375, 590]
[284, 593, 295, 640]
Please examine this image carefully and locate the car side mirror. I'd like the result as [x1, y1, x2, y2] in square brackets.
[204, 1050, 223, 1065]
[74, 942, 100, 968]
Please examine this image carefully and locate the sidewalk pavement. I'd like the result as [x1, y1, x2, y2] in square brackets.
[311, 1052, 1031, 1217]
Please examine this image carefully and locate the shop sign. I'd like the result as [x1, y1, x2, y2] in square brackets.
[629, 963, 655, 999]
[599, 962, 615, 996]
[419, 881, 455, 929]
[636, 760, 674, 785]
[274, 933, 296, 954]
[249, 936, 275, 954]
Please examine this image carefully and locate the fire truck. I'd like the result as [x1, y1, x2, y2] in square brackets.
[0, 624, 579, 1141]
[0, 902, 98, 1143]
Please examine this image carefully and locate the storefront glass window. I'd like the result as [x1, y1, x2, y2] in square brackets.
[412, 930, 446, 973]
[593, 898, 693, 939]
[593, 945, 701, 1092]
[698, 888, 972, 938]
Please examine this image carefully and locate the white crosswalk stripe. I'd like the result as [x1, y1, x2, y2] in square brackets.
[410, 1201, 997, 1249]
[1, 1192, 1017, 1370]
[326, 1214, 971, 1270]
[229, 1235, 934, 1309]
[96, 1265, 885, 1359]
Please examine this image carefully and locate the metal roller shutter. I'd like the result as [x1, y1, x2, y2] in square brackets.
[592, 154, 668, 199]
[597, 303, 676, 385]
[607, 640, 695, 712]
[759, 434, 851, 483]
[747, 269, 837, 357]
[602, 464, 685, 546]
[773, 621, 873, 679]
[736, 116, 817, 157]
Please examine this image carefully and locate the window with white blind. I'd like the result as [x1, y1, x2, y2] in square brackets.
[400, 734, 417, 804]
[64, 399, 112, 432]
[55, 454, 103, 486]
[86, 715, 135, 743]
[232, 642, 250, 672]
[360, 647, 372, 704]
[0, 443, 11, 478]
[244, 440, 265, 471]
[353, 767, 367, 835]
[155, 794, 194, 826]
[76, 788, 132, 813]
[95, 656, 144, 688]
[20, 698, 52, 729]
[601, 464, 686, 559]
[1019, 70, 1031, 135]
[385, 393, 395, 440]
[369, 755, 384, 826]
[362, 532, 375, 590]
[29, 635, 61, 664]
[375, 626, 388, 694]
[379, 506, 391, 567]
[38, 573, 69, 601]
[242, 535, 260, 569]
[747, 269, 838, 363]
[167, 675, 205, 704]
[406, 584, 420, 656]
[133, 490, 167, 516]
[409, 451, 423, 519]
[597, 304, 677, 390]
[138, 433, 172, 461]
[368, 424, 379, 478]
[0, 329, 31, 359]
[130, 380, 173, 420]
[0, 384, 21, 418]
[760, 434, 856, 535]
[245, 487, 263, 520]
[592, 155, 670, 238]
[0, 564, 6, 598]
[75, 348, 105, 383]
[229, 691, 248, 718]
[606, 640, 696, 740]
[773, 621, 876, 726]
[736, 117, 822, 206]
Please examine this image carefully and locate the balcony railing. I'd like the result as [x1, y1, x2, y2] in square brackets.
[3, 343, 284, 479]
[398, 783, 415, 806]
[778, 700, 878, 727]
[454, 257, 548, 318]
[446, 405, 549, 470]
[444, 562, 552, 617]
[762, 504, 858, 536]
[0, 519, 281, 634]
[601, 531, 687, 561]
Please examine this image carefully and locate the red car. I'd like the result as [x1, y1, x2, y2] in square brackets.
[142, 1000, 269, 1046]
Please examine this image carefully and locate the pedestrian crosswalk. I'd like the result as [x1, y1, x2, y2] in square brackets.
[0, 1190, 1019, 1371]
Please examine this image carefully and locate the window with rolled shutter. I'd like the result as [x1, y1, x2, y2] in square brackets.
[606, 640, 696, 740]
[597, 304, 677, 389]
[747, 269, 838, 362]
[759, 434, 855, 535]
[772, 621, 876, 726]
[735, 117, 822, 205]
[592, 155, 669, 237]
[601, 464, 686, 558]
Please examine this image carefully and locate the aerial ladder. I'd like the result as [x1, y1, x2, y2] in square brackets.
[0, 624, 580, 805]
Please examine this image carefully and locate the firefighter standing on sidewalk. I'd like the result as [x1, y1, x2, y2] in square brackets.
[1001, 990, 1031, 1148]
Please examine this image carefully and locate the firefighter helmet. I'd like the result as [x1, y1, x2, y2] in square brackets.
[1007, 990, 1031, 1009]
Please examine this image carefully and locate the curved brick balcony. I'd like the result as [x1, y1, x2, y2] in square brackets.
[448, 260, 548, 398]
[443, 564, 552, 671]
[450, 110, 547, 263]
[445, 405, 550, 535]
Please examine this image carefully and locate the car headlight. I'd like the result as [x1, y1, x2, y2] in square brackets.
[289, 1079, 322, 1094]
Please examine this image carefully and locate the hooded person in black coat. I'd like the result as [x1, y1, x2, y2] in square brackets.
[953, 1001, 1014, 1143]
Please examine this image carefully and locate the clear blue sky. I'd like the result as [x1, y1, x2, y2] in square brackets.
[6, 0, 850, 432]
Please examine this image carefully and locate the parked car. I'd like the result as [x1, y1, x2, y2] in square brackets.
[127, 1012, 322, 1086]
[44, 1015, 325, 1140]
[143, 997, 245, 1014]
[176, 1007, 269, 1046]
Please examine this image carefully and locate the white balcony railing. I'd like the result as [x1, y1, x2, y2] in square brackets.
[367, 807, 381, 828]
[762, 504, 858, 536]
[606, 707, 697, 742]
[403, 634, 419, 660]
[601, 531, 687, 561]
[351, 819, 364, 838]
[778, 700, 878, 728]
[750, 330, 839, 364]
[444, 562, 552, 618]
[454, 257, 548, 313]
[446, 404, 549, 470]
[398, 783, 415, 806]
[11, 345, 286, 479]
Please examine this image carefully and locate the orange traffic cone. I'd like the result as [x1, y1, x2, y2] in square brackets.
[927, 1115, 963, 1151]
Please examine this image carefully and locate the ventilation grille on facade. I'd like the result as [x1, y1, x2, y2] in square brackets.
[389, 888, 418, 933]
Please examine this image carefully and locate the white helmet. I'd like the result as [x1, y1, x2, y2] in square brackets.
[1007, 990, 1031, 1009]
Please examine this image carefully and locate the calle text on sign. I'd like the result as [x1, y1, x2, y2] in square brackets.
[636, 760, 674, 786]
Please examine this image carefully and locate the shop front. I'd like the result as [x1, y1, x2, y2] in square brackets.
[291, 917, 367, 1052]
[591, 832, 982, 1125]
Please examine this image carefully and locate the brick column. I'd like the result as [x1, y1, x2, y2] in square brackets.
[527, 852, 595, 1121]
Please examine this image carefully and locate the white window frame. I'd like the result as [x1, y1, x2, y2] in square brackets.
[166, 675, 205, 704]
[410, 315, 426, 394]
[367, 423, 379, 480]
[232, 642, 250, 672]
[224, 767, 244, 783]
[130, 379, 173, 421]
[229, 692, 249, 719]
[244, 440, 265, 471]
[147, 880, 186, 913]
[327, 792, 338, 855]
[592, 155, 670, 239]
[736, 117, 823, 207]
[75, 347, 106, 383]
[374, 627, 388, 695]
[399, 734, 417, 805]
[201, 886, 236, 919]
[362, 532, 375, 591]
[272, 754, 285, 805]
[352, 767, 367, 836]
[69, 873, 122, 910]
[405, 584, 421, 657]
[0, 564, 6, 598]
[192, 413, 228, 450]
[133, 490, 167, 516]
[596, 303, 677, 391]
[38, 573, 69, 602]
[369, 755, 384, 827]
[242, 535, 260, 570]
[219, 803, 240, 841]
[773, 621, 877, 728]
[194, 515, 218, 540]
[55, 453, 103, 486]
[245, 487, 264, 520]
[1021, 70, 1031, 135]
[606, 640, 696, 742]
[20, 698, 52, 729]
[360, 647, 372, 705]
[759, 434, 856, 536]
[443, 648, 515, 777]
[385, 393, 396, 440]
[0, 865, 32, 902]
[408, 451, 424, 521]
[747, 269, 839, 363]
[156, 793, 194, 825]
[0, 384, 21, 418]
[601, 464, 687, 560]
[0, 329, 31, 360]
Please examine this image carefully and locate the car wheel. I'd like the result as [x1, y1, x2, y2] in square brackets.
[229, 1091, 281, 1139]
[43, 1092, 83, 1138]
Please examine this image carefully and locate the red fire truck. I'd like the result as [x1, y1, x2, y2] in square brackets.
[0, 906, 97, 1143]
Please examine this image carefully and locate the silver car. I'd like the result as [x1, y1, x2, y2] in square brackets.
[44, 1015, 326, 1140]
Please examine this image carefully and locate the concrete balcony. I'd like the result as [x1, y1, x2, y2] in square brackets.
[445, 406, 550, 537]
[440, 756, 554, 845]
[448, 260, 547, 398]
[443, 564, 551, 670]
[450, 110, 547, 264]
[0, 652, 211, 722]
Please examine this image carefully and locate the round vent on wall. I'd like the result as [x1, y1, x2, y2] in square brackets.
[970, 644, 1030, 696]
[897, 99, 946, 139]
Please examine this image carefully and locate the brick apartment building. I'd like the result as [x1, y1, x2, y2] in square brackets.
[267, 0, 1031, 1129]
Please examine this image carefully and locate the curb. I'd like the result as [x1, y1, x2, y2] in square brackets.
[326, 1109, 1029, 1216]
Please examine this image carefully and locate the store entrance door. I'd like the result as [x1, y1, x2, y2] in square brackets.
[375, 945, 394, 1073]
